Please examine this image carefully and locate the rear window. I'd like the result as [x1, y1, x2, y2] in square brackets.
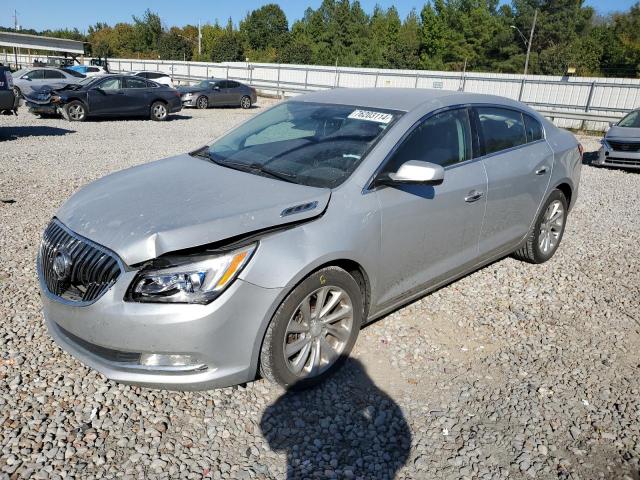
[124, 77, 148, 89]
[61, 68, 85, 78]
[477, 107, 527, 155]
[45, 70, 65, 79]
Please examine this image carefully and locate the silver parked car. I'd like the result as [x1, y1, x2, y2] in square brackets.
[595, 109, 640, 169]
[178, 78, 257, 109]
[12, 67, 84, 97]
[38, 88, 582, 390]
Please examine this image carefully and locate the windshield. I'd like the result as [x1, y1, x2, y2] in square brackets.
[207, 101, 401, 188]
[617, 110, 640, 128]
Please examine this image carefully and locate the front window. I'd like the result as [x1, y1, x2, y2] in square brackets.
[618, 110, 640, 128]
[197, 80, 219, 89]
[206, 101, 401, 188]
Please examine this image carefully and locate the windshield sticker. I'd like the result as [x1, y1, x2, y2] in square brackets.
[348, 109, 393, 124]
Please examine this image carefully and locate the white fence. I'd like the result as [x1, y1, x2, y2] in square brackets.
[5, 51, 640, 130]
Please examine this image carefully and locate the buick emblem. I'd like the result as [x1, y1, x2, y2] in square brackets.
[52, 248, 72, 281]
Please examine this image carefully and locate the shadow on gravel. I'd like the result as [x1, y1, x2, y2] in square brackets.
[260, 358, 411, 480]
[0, 126, 75, 141]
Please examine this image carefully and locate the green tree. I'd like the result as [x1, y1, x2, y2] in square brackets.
[211, 21, 244, 62]
[132, 9, 162, 53]
[240, 4, 289, 51]
[158, 30, 193, 60]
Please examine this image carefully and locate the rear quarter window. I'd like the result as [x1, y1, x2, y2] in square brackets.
[524, 114, 544, 142]
[477, 107, 527, 155]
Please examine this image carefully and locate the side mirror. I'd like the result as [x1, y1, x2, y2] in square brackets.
[213, 85, 220, 91]
[377, 160, 445, 186]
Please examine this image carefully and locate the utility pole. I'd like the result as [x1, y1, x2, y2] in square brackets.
[198, 21, 202, 56]
[13, 9, 19, 69]
[523, 9, 537, 77]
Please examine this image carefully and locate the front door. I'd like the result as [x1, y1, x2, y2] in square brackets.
[374, 108, 488, 307]
[88, 77, 127, 115]
[474, 107, 553, 255]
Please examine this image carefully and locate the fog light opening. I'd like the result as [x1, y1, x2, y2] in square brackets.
[139, 353, 208, 372]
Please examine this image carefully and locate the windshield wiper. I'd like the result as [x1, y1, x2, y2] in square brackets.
[190, 148, 298, 184]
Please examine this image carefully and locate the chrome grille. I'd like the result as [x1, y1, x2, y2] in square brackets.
[38, 219, 122, 304]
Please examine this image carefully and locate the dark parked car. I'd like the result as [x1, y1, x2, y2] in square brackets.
[25, 75, 182, 121]
[178, 78, 256, 109]
[0, 66, 18, 114]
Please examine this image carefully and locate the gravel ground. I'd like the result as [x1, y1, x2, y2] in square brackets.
[1, 106, 639, 480]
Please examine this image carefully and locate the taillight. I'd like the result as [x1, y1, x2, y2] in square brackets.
[578, 143, 584, 158]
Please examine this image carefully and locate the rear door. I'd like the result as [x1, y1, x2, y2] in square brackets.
[122, 76, 152, 115]
[374, 107, 488, 306]
[474, 107, 553, 255]
[44, 69, 69, 89]
[223, 80, 243, 106]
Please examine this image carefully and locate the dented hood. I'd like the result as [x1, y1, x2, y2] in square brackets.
[606, 125, 640, 140]
[56, 154, 330, 265]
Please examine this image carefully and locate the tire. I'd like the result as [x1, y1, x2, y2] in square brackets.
[12, 87, 21, 98]
[150, 101, 168, 121]
[513, 189, 568, 264]
[63, 101, 87, 122]
[240, 95, 252, 109]
[260, 266, 363, 390]
[196, 95, 208, 109]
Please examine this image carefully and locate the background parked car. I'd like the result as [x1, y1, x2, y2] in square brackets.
[27, 75, 182, 122]
[595, 109, 640, 169]
[0, 66, 18, 114]
[12, 67, 84, 98]
[178, 78, 256, 109]
[131, 71, 174, 87]
[66, 65, 108, 77]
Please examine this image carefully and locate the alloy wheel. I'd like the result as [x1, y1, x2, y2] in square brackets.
[539, 199, 565, 254]
[153, 104, 167, 120]
[197, 96, 208, 109]
[282, 286, 354, 379]
[241, 96, 251, 109]
[68, 104, 85, 121]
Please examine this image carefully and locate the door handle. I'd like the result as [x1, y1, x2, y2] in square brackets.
[464, 190, 484, 203]
[535, 166, 548, 175]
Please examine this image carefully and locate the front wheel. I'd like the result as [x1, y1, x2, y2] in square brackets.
[513, 189, 568, 264]
[260, 266, 363, 390]
[63, 101, 86, 122]
[150, 101, 168, 121]
[196, 95, 208, 109]
[240, 95, 252, 109]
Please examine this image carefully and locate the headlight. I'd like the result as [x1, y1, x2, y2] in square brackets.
[128, 243, 256, 304]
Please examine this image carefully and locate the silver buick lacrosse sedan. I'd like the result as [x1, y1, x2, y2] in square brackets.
[38, 88, 582, 390]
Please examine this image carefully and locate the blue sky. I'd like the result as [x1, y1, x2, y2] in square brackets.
[4, 0, 637, 32]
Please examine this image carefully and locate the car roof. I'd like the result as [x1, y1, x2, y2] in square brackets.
[295, 87, 533, 114]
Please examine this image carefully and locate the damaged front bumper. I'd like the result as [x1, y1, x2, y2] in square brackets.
[41, 269, 284, 390]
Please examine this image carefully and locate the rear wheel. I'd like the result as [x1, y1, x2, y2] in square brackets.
[196, 95, 208, 109]
[63, 101, 86, 122]
[513, 189, 568, 264]
[240, 95, 252, 109]
[12, 87, 21, 98]
[260, 266, 363, 390]
[150, 101, 167, 121]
